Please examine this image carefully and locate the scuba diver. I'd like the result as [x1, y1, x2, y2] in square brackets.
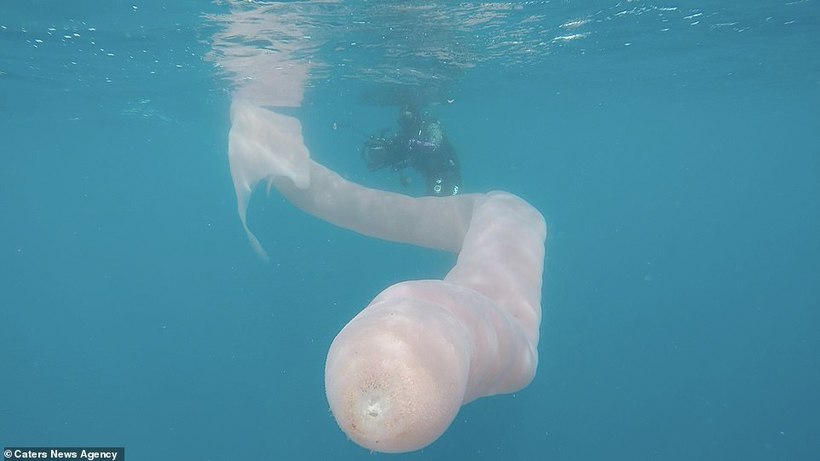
[361, 105, 461, 196]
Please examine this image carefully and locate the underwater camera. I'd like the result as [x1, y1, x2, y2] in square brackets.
[361, 136, 395, 171]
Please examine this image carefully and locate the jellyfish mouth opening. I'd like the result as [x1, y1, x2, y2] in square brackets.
[336, 357, 441, 453]
[366, 401, 382, 418]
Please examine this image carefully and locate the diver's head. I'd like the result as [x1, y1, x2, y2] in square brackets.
[398, 104, 419, 129]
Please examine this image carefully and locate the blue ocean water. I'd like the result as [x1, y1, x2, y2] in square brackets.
[1, 1, 818, 460]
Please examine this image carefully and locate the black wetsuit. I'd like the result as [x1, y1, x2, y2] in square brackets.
[363, 118, 461, 196]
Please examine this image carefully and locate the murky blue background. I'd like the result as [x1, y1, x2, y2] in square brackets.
[2, 1, 818, 460]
